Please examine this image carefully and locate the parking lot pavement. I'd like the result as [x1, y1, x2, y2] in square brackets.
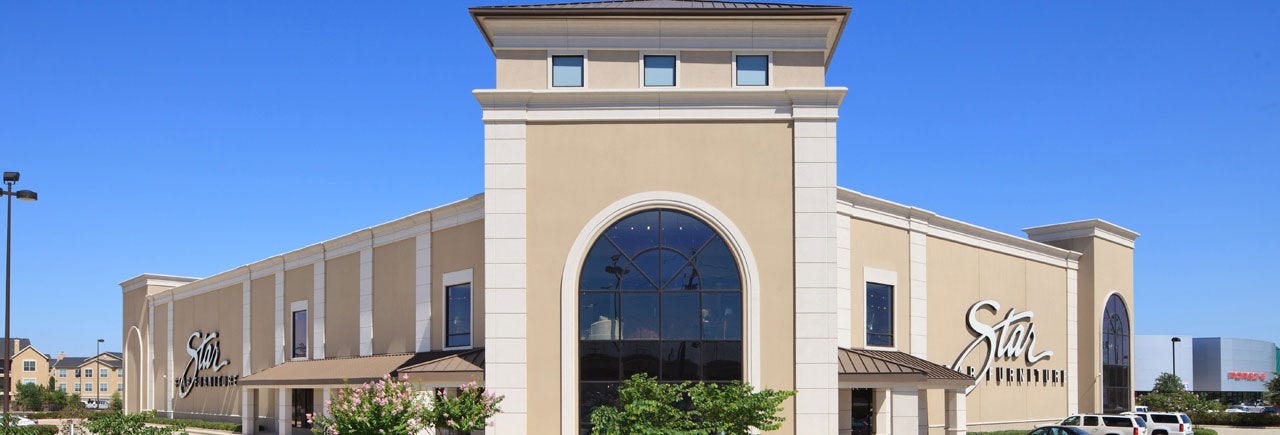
[1201, 425, 1280, 435]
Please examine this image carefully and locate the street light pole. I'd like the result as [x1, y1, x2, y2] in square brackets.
[1171, 336, 1182, 379]
[96, 339, 104, 410]
[2, 172, 37, 433]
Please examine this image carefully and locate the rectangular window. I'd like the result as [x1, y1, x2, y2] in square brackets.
[58, 383, 66, 392]
[85, 383, 93, 391]
[75, 369, 81, 377]
[552, 55, 584, 87]
[100, 368, 108, 377]
[100, 383, 108, 392]
[59, 369, 66, 377]
[118, 383, 124, 391]
[446, 283, 472, 348]
[75, 383, 81, 392]
[735, 55, 769, 86]
[22, 360, 35, 372]
[643, 55, 676, 87]
[117, 369, 123, 377]
[21, 378, 35, 385]
[292, 309, 309, 358]
[865, 282, 894, 347]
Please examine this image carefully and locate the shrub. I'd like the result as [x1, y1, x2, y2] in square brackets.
[9, 425, 59, 435]
[1187, 412, 1280, 427]
[310, 375, 431, 435]
[426, 381, 504, 433]
[1192, 428, 1218, 435]
[142, 415, 239, 432]
[83, 411, 188, 435]
[1138, 373, 1224, 413]
[588, 373, 795, 435]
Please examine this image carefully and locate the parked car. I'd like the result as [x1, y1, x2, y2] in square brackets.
[1134, 406, 1150, 413]
[1126, 412, 1192, 435]
[1059, 414, 1148, 435]
[1029, 426, 1089, 435]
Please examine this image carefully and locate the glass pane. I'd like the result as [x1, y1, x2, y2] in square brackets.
[701, 292, 741, 340]
[620, 341, 660, 378]
[580, 239, 626, 290]
[695, 236, 740, 290]
[627, 249, 661, 290]
[643, 55, 676, 86]
[580, 293, 618, 340]
[605, 211, 660, 257]
[579, 383, 619, 424]
[659, 248, 695, 290]
[660, 341, 700, 381]
[660, 210, 713, 255]
[292, 310, 307, 357]
[662, 263, 700, 290]
[580, 342, 620, 381]
[447, 284, 471, 342]
[620, 293, 659, 340]
[701, 341, 741, 381]
[866, 283, 893, 346]
[660, 293, 700, 339]
[736, 55, 768, 86]
[552, 55, 584, 87]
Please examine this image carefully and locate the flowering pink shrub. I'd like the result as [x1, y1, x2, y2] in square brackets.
[427, 382, 504, 434]
[309, 375, 431, 435]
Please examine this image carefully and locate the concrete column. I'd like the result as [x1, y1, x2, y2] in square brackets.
[483, 118, 528, 434]
[278, 388, 292, 435]
[874, 389, 891, 435]
[945, 389, 967, 435]
[890, 388, 919, 435]
[359, 248, 374, 356]
[838, 389, 852, 435]
[918, 391, 930, 434]
[241, 389, 256, 435]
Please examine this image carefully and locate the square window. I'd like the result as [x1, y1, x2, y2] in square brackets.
[100, 368, 107, 377]
[446, 283, 472, 348]
[22, 360, 35, 372]
[643, 55, 676, 87]
[866, 282, 894, 347]
[75, 383, 81, 392]
[59, 369, 66, 377]
[100, 383, 107, 392]
[552, 55, 584, 87]
[735, 55, 769, 86]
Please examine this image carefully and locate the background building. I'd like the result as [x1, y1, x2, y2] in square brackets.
[1134, 335, 1194, 392]
[1135, 335, 1277, 404]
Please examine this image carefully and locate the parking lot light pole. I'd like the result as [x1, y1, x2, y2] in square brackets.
[1171, 336, 1182, 379]
[2, 171, 37, 433]
[96, 339, 104, 409]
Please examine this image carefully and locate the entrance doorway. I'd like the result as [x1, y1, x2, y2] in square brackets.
[850, 388, 874, 435]
[291, 389, 314, 430]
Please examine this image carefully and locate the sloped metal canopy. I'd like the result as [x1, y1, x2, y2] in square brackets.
[838, 347, 973, 388]
[239, 349, 485, 387]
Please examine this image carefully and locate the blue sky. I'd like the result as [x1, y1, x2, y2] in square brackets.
[1, 1, 1277, 357]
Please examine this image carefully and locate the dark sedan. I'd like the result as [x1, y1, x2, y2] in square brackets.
[1028, 426, 1089, 435]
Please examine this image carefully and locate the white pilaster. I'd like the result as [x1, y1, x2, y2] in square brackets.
[242, 280, 252, 376]
[483, 118, 528, 434]
[908, 229, 928, 359]
[166, 300, 174, 413]
[313, 261, 326, 360]
[945, 389, 968, 435]
[274, 273, 285, 365]
[359, 248, 374, 356]
[1066, 266, 1080, 414]
[322, 388, 331, 414]
[242, 389, 254, 435]
[836, 214, 852, 349]
[793, 110, 840, 433]
[838, 389, 853, 434]
[277, 388, 292, 435]
[890, 388, 919, 435]
[146, 303, 154, 411]
[918, 390, 930, 434]
[874, 389, 892, 435]
[415, 233, 433, 352]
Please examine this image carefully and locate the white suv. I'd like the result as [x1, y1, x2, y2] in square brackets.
[1126, 412, 1192, 435]
[1059, 414, 1149, 435]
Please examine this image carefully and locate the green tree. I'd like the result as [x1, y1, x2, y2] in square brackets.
[1153, 372, 1185, 394]
[111, 392, 124, 411]
[309, 375, 432, 435]
[1265, 375, 1280, 406]
[46, 377, 55, 391]
[589, 373, 795, 435]
[83, 411, 186, 435]
[426, 382, 505, 434]
[1139, 372, 1224, 413]
[16, 383, 46, 411]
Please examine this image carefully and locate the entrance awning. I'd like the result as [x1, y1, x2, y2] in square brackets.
[239, 349, 485, 388]
[837, 347, 973, 389]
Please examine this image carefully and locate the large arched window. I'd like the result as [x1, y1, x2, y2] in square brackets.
[577, 209, 742, 430]
[1101, 294, 1131, 414]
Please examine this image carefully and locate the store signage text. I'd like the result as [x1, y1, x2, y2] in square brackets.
[950, 300, 1063, 395]
[176, 331, 239, 398]
[1227, 371, 1268, 381]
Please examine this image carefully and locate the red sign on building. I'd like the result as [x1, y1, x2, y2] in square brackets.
[1226, 371, 1267, 381]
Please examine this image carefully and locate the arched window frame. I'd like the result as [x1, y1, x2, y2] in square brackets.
[1101, 293, 1131, 414]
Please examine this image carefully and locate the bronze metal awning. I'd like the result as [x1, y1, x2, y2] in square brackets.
[838, 347, 974, 388]
[239, 348, 485, 388]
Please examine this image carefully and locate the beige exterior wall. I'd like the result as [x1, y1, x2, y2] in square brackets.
[63, 357, 126, 404]
[524, 121, 796, 434]
[922, 237, 1070, 431]
[171, 284, 243, 417]
[587, 50, 640, 88]
[10, 347, 50, 396]
[373, 238, 417, 354]
[680, 51, 731, 87]
[122, 287, 146, 412]
[431, 219, 486, 350]
[325, 253, 361, 358]
[496, 50, 547, 89]
[848, 218, 911, 352]
[250, 277, 275, 373]
[152, 302, 168, 411]
[772, 51, 826, 87]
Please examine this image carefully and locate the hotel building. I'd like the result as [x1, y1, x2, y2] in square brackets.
[120, 1, 1141, 434]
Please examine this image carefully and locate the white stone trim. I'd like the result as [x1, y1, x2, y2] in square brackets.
[242, 280, 252, 376]
[289, 300, 309, 361]
[863, 267, 898, 286]
[1066, 268, 1079, 414]
[241, 389, 252, 435]
[442, 268, 476, 351]
[166, 301, 174, 412]
[359, 248, 373, 357]
[146, 303, 154, 410]
[415, 234, 433, 352]
[274, 273, 285, 365]
[836, 215, 852, 349]
[312, 261, 326, 360]
[559, 191, 762, 435]
[484, 117, 528, 435]
[277, 388, 291, 435]
[1023, 219, 1140, 249]
[890, 388, 920, 435]
[908, 229, 928, 359]
[474, 87, 846, 123]
[839, 188, 1083, 268]
[861, 267, 901, 352]
[794, 108, 839, 433]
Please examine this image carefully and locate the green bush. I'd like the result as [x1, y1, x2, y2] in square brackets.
[1192, 428, 1218, 435]
[1187, 412, 1280, 427]
[588, 373, 794, 435]
[9, 425, 59, 435]
[144, 415, 241, 432]
[84, 411, 188, 435]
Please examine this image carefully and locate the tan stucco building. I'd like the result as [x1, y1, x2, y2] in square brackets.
[120, 1, 1140, 434]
